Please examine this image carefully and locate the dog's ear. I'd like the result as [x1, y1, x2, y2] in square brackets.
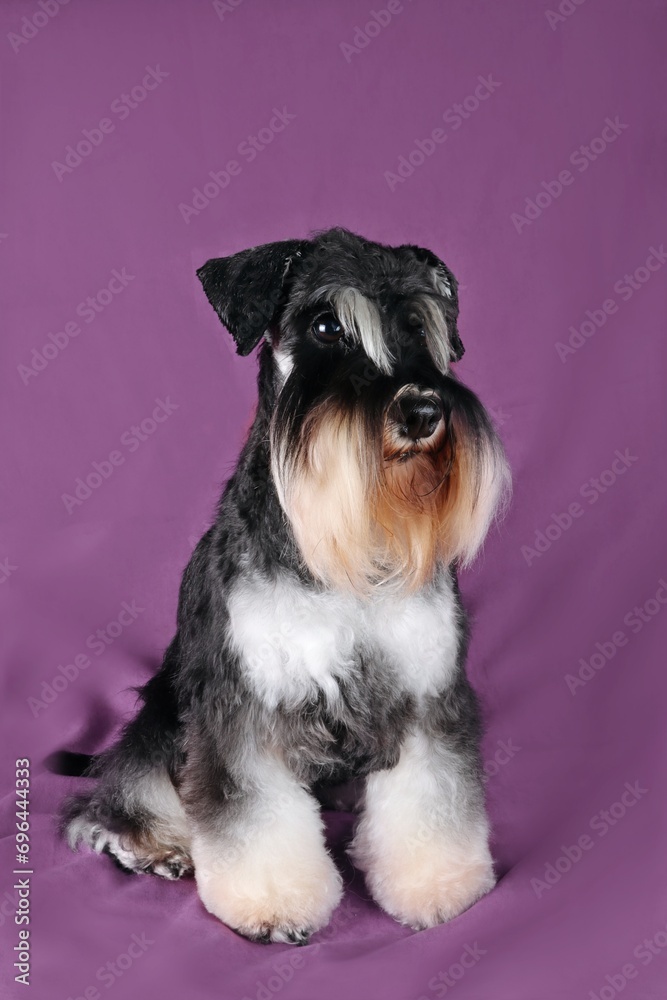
[400, 244, 464, 361]
[197, 239, 310, 356]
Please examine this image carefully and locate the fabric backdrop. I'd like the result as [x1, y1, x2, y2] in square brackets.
[1, 1, 666, 997]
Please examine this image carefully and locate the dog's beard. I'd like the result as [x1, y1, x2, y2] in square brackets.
[270, 394, 509, 596]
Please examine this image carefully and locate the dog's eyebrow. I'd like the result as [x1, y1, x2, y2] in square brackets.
[413, 295, 452, 373]
[330, 287, 393, 374]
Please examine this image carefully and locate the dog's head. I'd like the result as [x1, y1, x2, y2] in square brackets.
[198, 228, 510, 594]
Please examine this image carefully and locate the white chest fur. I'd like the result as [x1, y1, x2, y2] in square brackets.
[226, 571, 461, 710]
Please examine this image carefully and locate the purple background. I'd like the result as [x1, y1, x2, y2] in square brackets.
[1, 1, 666, 997]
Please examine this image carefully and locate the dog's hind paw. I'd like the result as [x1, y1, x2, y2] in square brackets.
[149, 853, 193, 880]
[66, 812, 192, 880]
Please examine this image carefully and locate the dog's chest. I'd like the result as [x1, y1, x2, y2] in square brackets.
[226, 571, 461, 710]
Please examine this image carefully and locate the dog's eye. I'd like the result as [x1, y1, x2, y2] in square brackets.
[407, 314, 426, 338]
[311, 312, 344, 344]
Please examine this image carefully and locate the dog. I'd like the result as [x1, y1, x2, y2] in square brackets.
[61, 227, 510, 943]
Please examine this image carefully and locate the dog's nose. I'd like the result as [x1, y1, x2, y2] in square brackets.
[397, 395, 442, 441]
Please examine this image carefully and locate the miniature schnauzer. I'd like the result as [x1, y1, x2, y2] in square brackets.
[62, 227, 510, 943]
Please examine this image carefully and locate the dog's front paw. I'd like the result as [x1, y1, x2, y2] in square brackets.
[369, 851, 495, 929]
[192, 836, 343, 943]
[351, 823, 494, 929]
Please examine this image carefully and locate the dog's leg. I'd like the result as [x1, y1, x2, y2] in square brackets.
[350, 720, 494, 929]
[63, 770, 192, 879]
[62, 646, 192, 879]
[184, 753, 343, 944]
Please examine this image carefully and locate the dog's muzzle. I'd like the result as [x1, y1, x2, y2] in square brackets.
[387, 389, 444, 445]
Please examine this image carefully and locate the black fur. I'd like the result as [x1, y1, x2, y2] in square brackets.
[197, 239, 309, 356]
